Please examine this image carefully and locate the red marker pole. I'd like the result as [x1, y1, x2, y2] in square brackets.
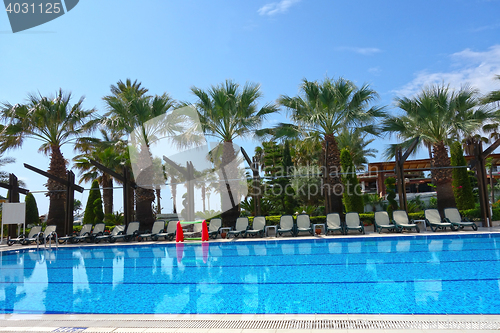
[201, 220, 209, 242]
[175, 221, 184, 242]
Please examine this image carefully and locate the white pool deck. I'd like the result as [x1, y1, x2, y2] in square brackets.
[1, 226, 500, 332]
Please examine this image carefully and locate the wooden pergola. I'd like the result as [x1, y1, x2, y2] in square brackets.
[362, 153, 500, 198]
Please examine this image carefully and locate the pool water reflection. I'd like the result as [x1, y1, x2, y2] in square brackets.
[1, 234, 500, 314]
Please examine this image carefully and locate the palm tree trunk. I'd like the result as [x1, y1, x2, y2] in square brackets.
[47, 145, 67, 233]
[135, 144, 155, 231]
[202, 185, 206, 212]
[220, 141, 240, 228]
[432, 141, 456, 214]
[156, 188, 161, 214]
[323, 134, 343, 215]
[102, 175, 113, 215]
[171, 182, 177, 213]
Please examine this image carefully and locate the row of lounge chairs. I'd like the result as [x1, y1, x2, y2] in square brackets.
[373, 208, 477, 234]
[6, 207, 478, 246]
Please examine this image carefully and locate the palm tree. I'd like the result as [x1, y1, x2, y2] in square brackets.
[0, 89, 97, 231]
[73, 130, 127, 216]
[482, 75, 500, 107]
[103, 79, 180, 231]
[383, 84, 495, 213]
[336, 128, 378, 171]
[276, 77, 385, 214]
[0, 155, 26, 186]
[189, 80, 278, 227]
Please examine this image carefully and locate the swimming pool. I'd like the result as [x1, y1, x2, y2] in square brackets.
[1, 233, 500, 314]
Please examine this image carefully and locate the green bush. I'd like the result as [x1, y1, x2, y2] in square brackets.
[340, 148, 364, 213]
[25, 193, 40, 225]
[384, 177, 398, 218]
[83, 180, 101, 225]
[450, 141, 475, 210]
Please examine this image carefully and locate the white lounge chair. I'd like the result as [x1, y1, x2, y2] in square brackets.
[425, 209, 457, 232]
[245, 216, 266, 237]
[277, 215, 294, 237]
[228, 217, 249, 238]
[296, 214, 313, 236]
[374, 211, 398, 233]
[344, 212, 365, 235]
[393, 210, 420, 233]
[325, 213, 343, 235]
[443, 208, 478, 231]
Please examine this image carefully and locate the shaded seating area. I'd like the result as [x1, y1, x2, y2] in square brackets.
[444, 208, 478, 231]
[325, 213, 343, 235]
[374, 211, 399, 233]
[277, 215, 295, 237]
[228, 217, 249, 238]
[295, 214, 313, 236]
[245, 216, 266, 237]
[393, 210, 420, 233]
[425, 209, 458, 232]
[344, 212, 365, 235]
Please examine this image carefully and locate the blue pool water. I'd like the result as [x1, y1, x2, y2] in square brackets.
[1, 233, 500, 314]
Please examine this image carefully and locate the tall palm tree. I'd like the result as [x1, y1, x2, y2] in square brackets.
[276, 77, 385, 214]
[103, 79, 180, 231]
[190, 80, 278, 227]
[383, 84, 495, 213]
[0, 90, 97, 231]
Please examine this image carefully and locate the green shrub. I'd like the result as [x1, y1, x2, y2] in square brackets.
[340, 148, 364, 213]
[93, 198, 104, 224]
[83, 180, 101, 225]
[450, 141, 475, 210]
[25, 193, 40, 225]
[384, 177, 398, 218]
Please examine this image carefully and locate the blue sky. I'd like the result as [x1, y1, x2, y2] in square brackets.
[1, 0, 500, 215]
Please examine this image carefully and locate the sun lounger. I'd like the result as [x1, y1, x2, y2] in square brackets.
[43, 225, 58, 244]
[344, 212, 365, 234]
[443, 207, 478, 231]
[425, 209, 458, 232]
[296, 214, 313, 236]
[374, 211, 399, 233]
[183, 222, 203, 238]
[228, 217, 249, 238]
[109, 221, 140, 243]
[325, 213, 343, 235]
[137, 220, 167, 241]
[277, 215, 295, 237]
[59, 223, 93, 244]
[208, 218, 222, 239]
[162, 220, 177, 241]
[94, 225, 125, 243]
[393, 210, 420, 233]
[245, 216, 266, 237]
[8, 225, 42, 246]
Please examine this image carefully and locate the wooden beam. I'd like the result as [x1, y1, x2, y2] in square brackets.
[24, 163, 84, 192]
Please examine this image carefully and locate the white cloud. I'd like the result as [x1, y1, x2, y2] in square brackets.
[258, 0, 300, 16]
[368, 67, 382, 75]
[395, 45, 500, 97]
[337, 46, 382, 55]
